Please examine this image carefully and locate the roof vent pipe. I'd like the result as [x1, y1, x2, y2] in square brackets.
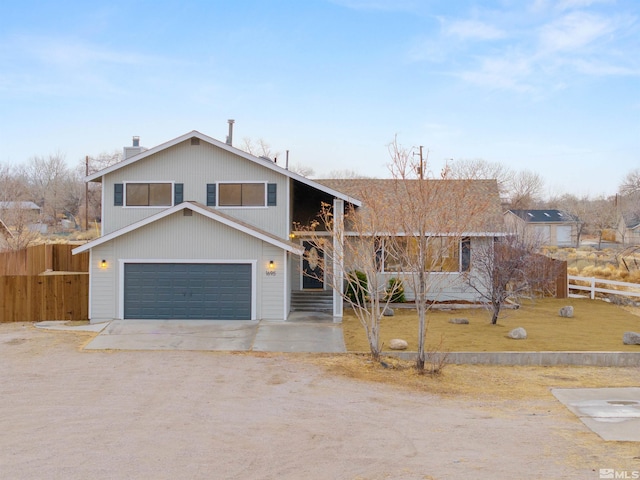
[132, 136, 140, 147]
[226, 119, 235, 146]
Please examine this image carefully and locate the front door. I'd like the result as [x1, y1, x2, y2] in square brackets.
[302, 241, 324, 289]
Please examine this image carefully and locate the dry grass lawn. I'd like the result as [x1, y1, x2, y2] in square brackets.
[342, 297, 640, 352]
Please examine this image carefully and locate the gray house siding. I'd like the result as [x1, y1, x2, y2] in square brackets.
[102, 140, 289, 238]
[87, 210, 287, 322]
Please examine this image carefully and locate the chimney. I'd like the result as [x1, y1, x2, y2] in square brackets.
[226, 119, 235, 146]
[124, 136, 146, 159]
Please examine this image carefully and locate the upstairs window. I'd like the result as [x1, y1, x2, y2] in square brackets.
[126, 183, 172, 207]
[219, 183, 265, 207]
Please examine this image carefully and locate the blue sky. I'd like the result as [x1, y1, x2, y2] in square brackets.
[1, 0, 638, 197]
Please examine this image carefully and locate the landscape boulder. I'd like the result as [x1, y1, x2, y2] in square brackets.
[449, 318, 469, 325]
[383, 307, 395, 317]
[389, 338, 408, 350]
[559, 306, 574, 318]
[623, 332, 640, 345]
[508, 327, 527, 340]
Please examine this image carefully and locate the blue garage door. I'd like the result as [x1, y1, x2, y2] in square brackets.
[124, 263, 252, 320]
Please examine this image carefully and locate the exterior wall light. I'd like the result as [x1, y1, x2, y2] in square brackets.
[100, 259, 107, 269]
[269, 260, 275, 269]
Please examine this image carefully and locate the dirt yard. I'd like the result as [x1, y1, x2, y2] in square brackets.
[1, 323, 639, 480]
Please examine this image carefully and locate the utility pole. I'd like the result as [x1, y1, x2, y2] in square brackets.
[85, 155, 89, 231]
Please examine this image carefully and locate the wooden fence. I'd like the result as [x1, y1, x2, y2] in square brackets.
[529, 253, 568, 299]
[0, 243, 89, 322]
[0, 274, 89, 322]
[0, 244, 89, 275]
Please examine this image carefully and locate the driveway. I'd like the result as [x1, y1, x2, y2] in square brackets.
[36, 312, 346, 353]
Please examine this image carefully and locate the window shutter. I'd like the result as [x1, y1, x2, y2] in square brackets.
[114, 183, 123, 206]
[174, 183, 184, 204]
[267, 183, 277, 206]
[461, 237, 471, 272]
[206, 184, 216, 206]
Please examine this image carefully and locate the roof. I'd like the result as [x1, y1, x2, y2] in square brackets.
[0, 201, 40, 211]
[507, 209, 579, 223]
[72, 201, 304, 256]
[85, 130, 361, 207]
[316, 178, 506, 235]
[621, 211, 640, 230]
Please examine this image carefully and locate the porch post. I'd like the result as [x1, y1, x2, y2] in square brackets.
[333, 198, 344, 321]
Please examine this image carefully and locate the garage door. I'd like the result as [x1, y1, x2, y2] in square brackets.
[124, 263, 252, 320]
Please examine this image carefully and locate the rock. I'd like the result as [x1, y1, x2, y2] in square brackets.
[508, 327, 527, 340]
[389, 338, 408, 350]
[383, 307, 394, 317]
[449, 318, 469, 325]
[559, 306, 574, 318]
[623, 332, 640, 345]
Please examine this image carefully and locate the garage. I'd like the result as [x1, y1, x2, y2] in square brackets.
[123, 263, 252, 320]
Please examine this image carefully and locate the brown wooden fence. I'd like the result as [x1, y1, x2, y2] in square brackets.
[0, 274, 88, 322]
[0, 244, 89, 275]
[528, 253, 568, 299]
[0, 244, 89, 322]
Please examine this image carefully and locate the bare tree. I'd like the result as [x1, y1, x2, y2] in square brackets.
[288, 164, 316, 177]
[468, 234, 544, 325]
[241, 137, 279, 161]
[25, 153, 71, 224]
[587, 196, 618, 249]
[325, 169, 372, 179]
[445, 158, 513, 198]
[299, 193, 402, 360]
[80, 150, 123, 228]
[509, 169, 545, 209]
[552, 193, 588, 247]
[620, 168, 640, 196]
[386, 138, 492, 371]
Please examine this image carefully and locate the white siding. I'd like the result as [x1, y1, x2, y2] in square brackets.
[102, 140, 290, 237]
[88, 209, 292, 322]
[89, 243, 117, 322]
[261, 244, 285, 320]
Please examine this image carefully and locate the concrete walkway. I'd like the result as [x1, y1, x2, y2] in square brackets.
[552, 388, 640, 441]
[35, 312, 346, 353]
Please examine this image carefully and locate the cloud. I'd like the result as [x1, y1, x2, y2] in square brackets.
[445, 19, 506, 40]
[328, 0, 418, 11]
[456, 54, 534, 92]
[539, 11, 615, 52]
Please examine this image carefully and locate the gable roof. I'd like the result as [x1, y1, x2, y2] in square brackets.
[507, 209, 579, 223]
[621, 211, 640, 230]
[316, 178, 506, 235]
[72, 201, 304, 256]
[85, 130, 361, 207]
[0, 201, 40, 211]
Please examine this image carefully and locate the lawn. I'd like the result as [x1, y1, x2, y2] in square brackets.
[342, 298, 640, 352]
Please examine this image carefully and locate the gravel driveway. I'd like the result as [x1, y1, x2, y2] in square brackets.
[0, 323, 630, 479]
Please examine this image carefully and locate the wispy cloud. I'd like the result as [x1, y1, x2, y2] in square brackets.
[538, 11, 615, 52]
[444, 19, 506, 40]
[329, 0, 418, 11]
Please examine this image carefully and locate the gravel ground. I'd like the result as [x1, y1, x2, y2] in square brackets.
[0, 323, 631, 480]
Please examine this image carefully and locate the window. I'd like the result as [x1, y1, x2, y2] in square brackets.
[219, 183, 266, 207]
[125, 183, 172, 207]
[382, 237, 461, 273]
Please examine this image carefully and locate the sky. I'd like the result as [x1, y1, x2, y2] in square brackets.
[0, 0, 638, 198]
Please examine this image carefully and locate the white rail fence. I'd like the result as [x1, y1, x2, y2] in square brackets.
[568, 275, 640, 301]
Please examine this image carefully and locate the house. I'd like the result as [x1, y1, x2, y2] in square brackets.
[504, 209, 581, 247]
[616, 211, 640, 245]
[73, 129, 505, 323]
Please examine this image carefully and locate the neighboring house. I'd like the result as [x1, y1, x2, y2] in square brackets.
[616, 211, 640, 245]
[504, 209, 581, 247]
[0, 201, 41, 222]
[73, 130, 505, 323]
